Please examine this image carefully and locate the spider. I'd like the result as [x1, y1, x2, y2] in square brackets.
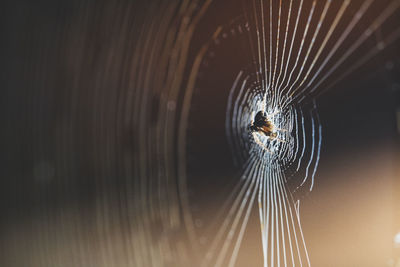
[249, 111, 277, 138]
[249, 111, 285, 152]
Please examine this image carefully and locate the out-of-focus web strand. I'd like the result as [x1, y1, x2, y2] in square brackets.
[135, 3, 178, 265]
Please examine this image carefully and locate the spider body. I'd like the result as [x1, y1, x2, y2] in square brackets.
[249, 111, 277, 138]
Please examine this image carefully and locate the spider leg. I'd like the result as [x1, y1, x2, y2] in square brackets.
[252, 132, 273, 154]
[275, 127, 287, 132]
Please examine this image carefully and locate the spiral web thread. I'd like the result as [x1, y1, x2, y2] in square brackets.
[194, 0, 400, 266]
